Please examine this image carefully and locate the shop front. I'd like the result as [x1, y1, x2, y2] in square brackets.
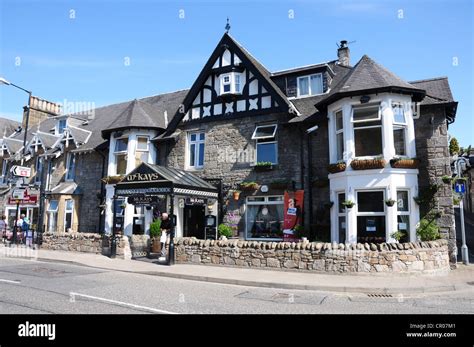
[113, 163, 219, 239]
[5, 188, 39, 229]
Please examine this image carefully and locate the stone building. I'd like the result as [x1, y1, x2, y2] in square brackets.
[0, 33, 459, 261]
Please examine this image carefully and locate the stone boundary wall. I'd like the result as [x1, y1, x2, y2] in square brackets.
[175, 238, 450, 274]
[42, 232, 131, 260]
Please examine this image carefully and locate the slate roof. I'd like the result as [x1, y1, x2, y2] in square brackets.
[409, 77, 454, 104]
[35, 131, 61, 149]
[2, 137, 24, 154]
[315, 55, 425, 110]
[0, 117, 20, 137]
[49, 182, 82, 195]
[68, 126, 92, 145]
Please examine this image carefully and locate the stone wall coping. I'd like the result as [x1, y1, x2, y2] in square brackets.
[174, 237, 448, 251]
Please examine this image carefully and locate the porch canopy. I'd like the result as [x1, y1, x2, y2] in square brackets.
[115, 162, 218, 198]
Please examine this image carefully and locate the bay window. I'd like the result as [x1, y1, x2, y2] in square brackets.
[246, 196, 284, 240]
[220, 73, 241, 95]
[352, 104, 382, 157]
[335, 110, 344, 161]
[135, 136, 149, 166]
[114, 138, 128, 175]
[188, 132, 205, 169]
[356, 191, 386, 243]
[297, 73, 323, 97]
[252, 124, 278, 164]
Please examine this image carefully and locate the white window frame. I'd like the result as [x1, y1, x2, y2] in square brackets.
[393, 125, 408, 157]
[352, 104, 383, 158]
[392, 103, 407, 125]
[335, 110, 344, 161]
[47, 200, 59, 232]
[251, 124, 278, 140]
[30, 136, 42, 153]
[220, 72, 242, 95]
[114, 137, 129, 175]
[396, 189, 410, 238]
[64, 199, 74, 232]
[135, 136, 150, 165]
[0, 160, 7, 184]
[65, 153, 75, 181]
[45, 160, 53, 191]
[187, 132, 205, 169]
[356, 190, 386, 241]
[245, 195, 284, 241]
[297, 73, 323, 97]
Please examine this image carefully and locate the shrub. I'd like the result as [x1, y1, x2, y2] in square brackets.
[149, 219, 161, 238]
[390, 230, 406, 241]
[416, 218, 440, 241]
[218, 224, 233, 238]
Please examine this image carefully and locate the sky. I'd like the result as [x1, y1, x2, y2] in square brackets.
[0, 0, 472, 146]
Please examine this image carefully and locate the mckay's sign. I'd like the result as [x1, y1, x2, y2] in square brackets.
[125, 172, 161, 182]
[11, 165, 31, 177]
[127, 195, 160, 205]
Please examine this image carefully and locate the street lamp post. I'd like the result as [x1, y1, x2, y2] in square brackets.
[455, 158, 470, 265]
[1, 77, 32, 246]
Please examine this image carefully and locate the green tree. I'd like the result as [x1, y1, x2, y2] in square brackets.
[449, 137, 460, 156]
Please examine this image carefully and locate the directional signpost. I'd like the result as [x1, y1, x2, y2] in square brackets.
[11, 165, 31, 177]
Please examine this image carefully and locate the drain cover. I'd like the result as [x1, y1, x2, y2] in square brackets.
[366, 293, 393, 298]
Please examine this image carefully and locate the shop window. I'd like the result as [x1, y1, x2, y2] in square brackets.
[252, 124, 278, 164]
[352, 104, 382, 157]
[114, 199, 125, 232]
[297, 73, 323, 97]
[114, 138, 128, 175]
[135, 136, 149, 166]
[246, 196, 284, 240]
[337, 192, 346, 243]
[47, 200, 59, 232]
[396, 190, 410, 242]
[188, 132, 205, 169]
[64, 199, 74, 232]
[65, 153, 75, 181]
[133, 205, 145, 235]
[356, 191, 386, 243]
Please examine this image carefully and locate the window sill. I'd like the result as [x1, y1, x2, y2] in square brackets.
[251, 164, 277, 171]
[185, 167, 204, 172]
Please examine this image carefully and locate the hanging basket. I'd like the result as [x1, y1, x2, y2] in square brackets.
[350, 158, 386, 170]
[327, 162, 346, 174]
[389, 158, 419, 169]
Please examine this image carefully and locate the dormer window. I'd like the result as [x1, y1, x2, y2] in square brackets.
[58, 119, 67, 134]
[297, 73, 323, 97]
[220, 73, 241, 95]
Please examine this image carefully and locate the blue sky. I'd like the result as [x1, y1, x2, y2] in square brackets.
[0, 0, 472, 146]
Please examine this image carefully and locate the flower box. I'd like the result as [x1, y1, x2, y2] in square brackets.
[341, 200, 355, 209]
[327, 162, 346, 174]
[350, 158, 386, 170]
[254, 162, 273, 171]
[389, 158, 419, 169]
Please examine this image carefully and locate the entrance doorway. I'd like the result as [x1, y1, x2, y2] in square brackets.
[6, 206, 38, 229]
[183, 205, 205, 239]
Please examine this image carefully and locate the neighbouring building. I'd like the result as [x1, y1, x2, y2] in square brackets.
[0, 33, 459, 262]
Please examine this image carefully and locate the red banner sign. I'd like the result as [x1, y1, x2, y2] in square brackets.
[283, 190, 304, 242]
[8, 189, 38, 205]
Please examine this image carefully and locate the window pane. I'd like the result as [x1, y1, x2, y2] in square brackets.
[338, 193, 346, 213]
[393, 127, 406, 156]
[190, 134, 196, 141]
[58, 119, 67, 134]
[253, 125, 277, 139]
[114, 199, 125, 215]
[257, 142, 277, 164]
[335, 111, 343, 130]
[234, 74, 240, 93]
[397, 215, 410, 240]
[223, 76, 230, 83]
[115, 138, 128, 152]
[198, 142, 204, 166]
[247, 197, 265, 202]
[354, 127, 382, 157]
[336, 133, 344, 161]
[66, 200, 74, 211]
[268, 196, 283, 201]
[67, 154, 75, 180]
[357, 216, 386, 242]
[357, 191, 384, 212]
[48, 200, 59, 212]
[298, 77, 309, 96]
[353, 105, 379, 122]
[116, 154, 127, 175]
[246, 204, 284, 239]
[136, 137, 148, 150]
[397, 191, 409, 212]
[338, 216, 346, 243]
[223, 84, 231, 93]
[199, 133, 205, 141]
[393, 104, 406, 123]
[65, 213, 72, 230]
[189, 144, 196, 166]
[310, 74, 323, 94]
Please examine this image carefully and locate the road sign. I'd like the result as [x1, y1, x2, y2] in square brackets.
[455, 181, 466, 194]
[12, 188, 25, 200]
[11, 165, 31, 177]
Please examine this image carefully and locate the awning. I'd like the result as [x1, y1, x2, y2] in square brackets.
[115, 162, 218, 198]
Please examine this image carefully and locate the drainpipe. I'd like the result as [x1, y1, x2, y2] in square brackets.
[95, 149, 107, 234]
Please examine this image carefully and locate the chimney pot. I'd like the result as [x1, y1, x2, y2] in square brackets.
[337, 40, 350, 67]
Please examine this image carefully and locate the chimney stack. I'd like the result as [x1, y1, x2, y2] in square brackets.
[23, 95, 62, 130]
[337, 40, 350, 67]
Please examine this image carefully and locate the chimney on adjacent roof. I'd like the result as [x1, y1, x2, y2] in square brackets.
[337, 40, 350, 67]
[24, 95, 62, 130]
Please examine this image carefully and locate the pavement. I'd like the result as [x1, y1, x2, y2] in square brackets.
[1, 244, 473, 295]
